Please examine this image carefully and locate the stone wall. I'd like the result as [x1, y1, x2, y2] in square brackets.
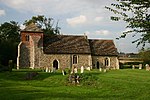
[29, 35, 43, 69]
[17, 42, 30, 68]
[92, 56, 119, 69]
[39, 54, 92, 69]
[17, 31, 43, 69]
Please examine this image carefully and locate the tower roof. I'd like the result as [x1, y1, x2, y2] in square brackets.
[23, 23, 43, 32]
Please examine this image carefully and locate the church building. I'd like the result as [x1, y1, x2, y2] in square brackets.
[17, 24, 119, 70]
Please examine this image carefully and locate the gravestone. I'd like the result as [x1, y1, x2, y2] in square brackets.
[132, 65, 135, 69]
[104, 69, 106, 72]
[74, 67, 78, 73]
[81, 66, 84, 73]
[145, 64, 150, 71]
[139, 64, 142, 69]
[99, 67, 102, 72]
[86, 66, 90, 71]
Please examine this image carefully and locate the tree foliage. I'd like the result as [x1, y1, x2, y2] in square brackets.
[106, 0, 150, 47]
[0, 21, 20, 42]
[139, 48, 150, 64]
[0, 21, 20, 66]
[24, 15, 60, 35]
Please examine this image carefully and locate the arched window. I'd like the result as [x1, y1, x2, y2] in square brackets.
[25, 35, 30, 41]
[105, 58, 110, 66]
[73, 55, 77, 64]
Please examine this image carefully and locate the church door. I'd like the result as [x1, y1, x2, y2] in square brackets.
[96, 61, 100, 69]
[53, 60, 58, 69]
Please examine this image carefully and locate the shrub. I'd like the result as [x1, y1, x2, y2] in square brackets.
[0, 64, 9, 72]
[80, 73, 99, 86]
[24, 72, 39, 80]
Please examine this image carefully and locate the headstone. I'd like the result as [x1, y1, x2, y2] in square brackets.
[99, 68, 102, 72]
[86, 66, 90, 71]
[139, 64, 142, 69]
[74, 67, 78, 73]
[46, 67, 48, 72]
[53, 67, 56, 73]
[62, 70, 65, 75]
[81, 66, 84, 73]
[132, 65, 135, 69]
[48, 68, 51, 72]
[8, 60, 13, 72]
[145, 64, 150, 71]
[62, 69, 66, 75]
[104, 69, 106, 73]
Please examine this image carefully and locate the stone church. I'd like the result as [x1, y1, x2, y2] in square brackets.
[17, 24, 119, 70]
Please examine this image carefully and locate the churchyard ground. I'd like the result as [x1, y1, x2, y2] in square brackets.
[0, 69, 150, 100]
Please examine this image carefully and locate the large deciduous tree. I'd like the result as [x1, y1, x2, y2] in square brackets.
[0, 21, 20, 66]
[24, 15, 60, 35]
[106, 0, 150, 47]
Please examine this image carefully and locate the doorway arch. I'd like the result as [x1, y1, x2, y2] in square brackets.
[53, 60, 59, 69]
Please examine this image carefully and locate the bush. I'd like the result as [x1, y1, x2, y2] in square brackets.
[0, 64, 9, 72]
[80, 73, 99, 86]
[67, 72, 99, 87]
[24, 72, 39, 80]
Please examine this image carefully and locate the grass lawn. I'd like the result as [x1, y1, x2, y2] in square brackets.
[0, 69, 150, 100]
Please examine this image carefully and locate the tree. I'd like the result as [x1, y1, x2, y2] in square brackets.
[24, 15, 60, 35]
[105, 0, 150, 47]
[0, 21, 20, 42]
[139, 48, 150, 64]
[0, 21, 20, 66]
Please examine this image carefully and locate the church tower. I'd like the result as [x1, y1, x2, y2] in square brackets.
[17, 23, 43, 69]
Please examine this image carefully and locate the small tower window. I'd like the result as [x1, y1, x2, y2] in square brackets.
[73, 55, 78, 64]
[25, 35, 30, 41]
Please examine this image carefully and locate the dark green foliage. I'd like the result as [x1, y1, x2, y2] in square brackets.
[106, 0, 150, 47]
[0, 21, 20, 66]
[139, 48, 150, 64]
[24, 15, 60, 35]
[24, 72, 39, 80]
[80, 73, 99, 86]
[0, 21, 20, 42]
[0, 64, 9, 72]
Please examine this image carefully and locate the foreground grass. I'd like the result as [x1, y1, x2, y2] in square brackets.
[0, 69, 150, 100]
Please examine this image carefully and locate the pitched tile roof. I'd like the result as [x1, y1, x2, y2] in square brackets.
[89, 39, 118, 56]
[43, 35, 91, 54]
[43, 34, 118, 56]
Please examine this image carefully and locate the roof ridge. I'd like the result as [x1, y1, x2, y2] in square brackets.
[88, 39, 113, 41]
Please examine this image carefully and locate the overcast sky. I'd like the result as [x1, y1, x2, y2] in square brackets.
[0, 0, 142, 53]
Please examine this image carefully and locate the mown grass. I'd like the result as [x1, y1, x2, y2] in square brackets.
[0, 69, 150, 100]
